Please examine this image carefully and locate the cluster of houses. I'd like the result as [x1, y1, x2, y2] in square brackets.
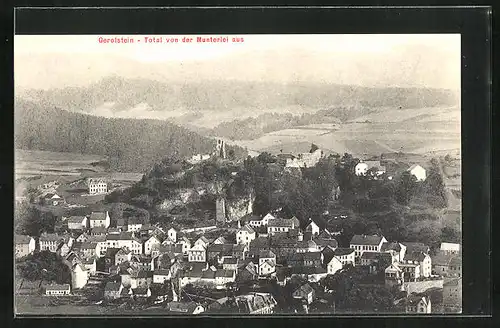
[355, 160, 427, 182]
[15, 208, 462, 314]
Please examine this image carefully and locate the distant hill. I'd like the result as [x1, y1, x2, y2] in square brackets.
[15, 99, 244, 172]
[19, 76, 459, 131]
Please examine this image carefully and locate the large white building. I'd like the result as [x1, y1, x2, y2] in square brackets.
[355, 161, 386, 176]
[88, 178, 108, 195]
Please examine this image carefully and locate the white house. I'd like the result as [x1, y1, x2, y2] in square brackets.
[305, 220, 320, 236]
[106, 232, 142, 255]
[350, 234, 388, 258]
[127, 217, 145, 232]
[236, 225, 256, 245]
[45, 284, 71, 296]
[67, 216, 89, 231]
[194, 236, 210, 249]
[144, 235, 162, 255]
[404, 251, 432, 278]
[88, 178, 108, 195]
[440, 242, 461, 255]
[89, 211, 110, 229]
[71, 263, 90, 289]
[326, 256, 343, 275]
[39, 233, 62, 253]
[249, 213, 274, 228]
[167, 228, 178, 243]
[258, 250, 276, 277]
[408, 164, 427, 181]
[406, 295, 432, 314]
[188, 244, 207, 262]
[176, 237, 191, 255]
[15, 235, 36, 258]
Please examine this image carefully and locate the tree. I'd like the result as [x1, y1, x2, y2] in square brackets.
[396, 172, 418, 205]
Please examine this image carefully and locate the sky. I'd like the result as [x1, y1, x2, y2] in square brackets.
[14, 34, 461, 90]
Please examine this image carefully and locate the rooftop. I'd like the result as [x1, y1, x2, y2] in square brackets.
[89, 212, 107, 221]
[45, 284, 70, 291]
[350, 234, 385, 246]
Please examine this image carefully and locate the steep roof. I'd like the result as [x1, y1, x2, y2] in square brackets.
[15, 234, 32, 244]
[268, 219, 294, 228]
[39, 233, 62, 242]
[89, 212, 107, 221]
[128, 217, 144, 225]
[91, 227, 107, 234]
[240, 225, 256, 234]
[350, 235, 384, 246]
[67, 216, 86, 224]
[404, 251, 428, 263]
[403, 242, 430, 253]
[314, 237, 338, 249]
[406, 294, 428, 306]
[361, 251, 382, 260]
[334, 247, 355, 256]
[45, 284, 70, 291]
[381, 242, 402, 252]
[293, 283, 314, 296]
[291, 252, 322, 262]
[259, 250, 275, 259]
[408, 164, 425, 171]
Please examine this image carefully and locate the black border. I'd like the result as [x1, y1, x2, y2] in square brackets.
[5, 5, 493, 326]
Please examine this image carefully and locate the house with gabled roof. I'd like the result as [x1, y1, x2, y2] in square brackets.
[67, 216, 89, 231]
[405, 294, 431, 314]
[188, 244, 207, 263]
[39, 233, 63, 253]
[333, 247, 356, 267]
[144, 235, 162, 256]
[89, 211, 110, 229]
[292, 283, 315, 304]
[350, 234, 387, 258]
[104, 282, 126, 299]
[267, 219, 296, 235]
[403, 242, 430, 254]
[385, 263, 404, 287]
[194, 236, 210, 249]
[215, 269, 236, 288]
[381, 242, 407, 263]
[236, 225, 256, 245]
[15, 234, 36, 258]
[258, 250, 276, 277]
[404, 251, 432, 277]
[127, 217, 145, 232]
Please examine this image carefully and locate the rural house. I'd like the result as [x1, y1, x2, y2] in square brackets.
[106, 232, 142, 254]
[144, 235, 162, 255]
[258, 250, 276, 277]
[440, 242, 461, 255]
[326, 256, 343, 275]
[236, 225, 256, 245]
[67, 216, 89, 231]
[403, 251, 432, 278]
[44, 284, 71, 296]
[127, 217, 145, 232]
[350, 234, 388, 258]
[188, 244, 207, 263]
[405, 294, 432, 314]
[39, 233, 63, 252]
[89, 211, 110, 229]
[88, 178, 108, 195]
[292, 283, 315, 305]
[15, 235, 36, 258]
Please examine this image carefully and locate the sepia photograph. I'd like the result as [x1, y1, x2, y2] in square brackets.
[14, 33, 462, 316]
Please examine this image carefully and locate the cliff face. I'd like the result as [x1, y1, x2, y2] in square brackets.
[226, 192, 254, 221]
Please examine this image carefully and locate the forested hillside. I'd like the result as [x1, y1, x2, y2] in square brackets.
[15, 99, 246, 172]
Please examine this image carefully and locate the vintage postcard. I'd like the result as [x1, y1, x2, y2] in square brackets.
[14, 34, 462, 315]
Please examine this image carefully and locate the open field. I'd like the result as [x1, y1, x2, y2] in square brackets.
[225, 106, 461, 159]
[15, 149, 108, 179]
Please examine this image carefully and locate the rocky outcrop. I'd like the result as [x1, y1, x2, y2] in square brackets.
[226, 192, 254, 221]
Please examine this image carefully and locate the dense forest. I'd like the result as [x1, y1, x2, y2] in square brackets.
[14, 99, 246, 172]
